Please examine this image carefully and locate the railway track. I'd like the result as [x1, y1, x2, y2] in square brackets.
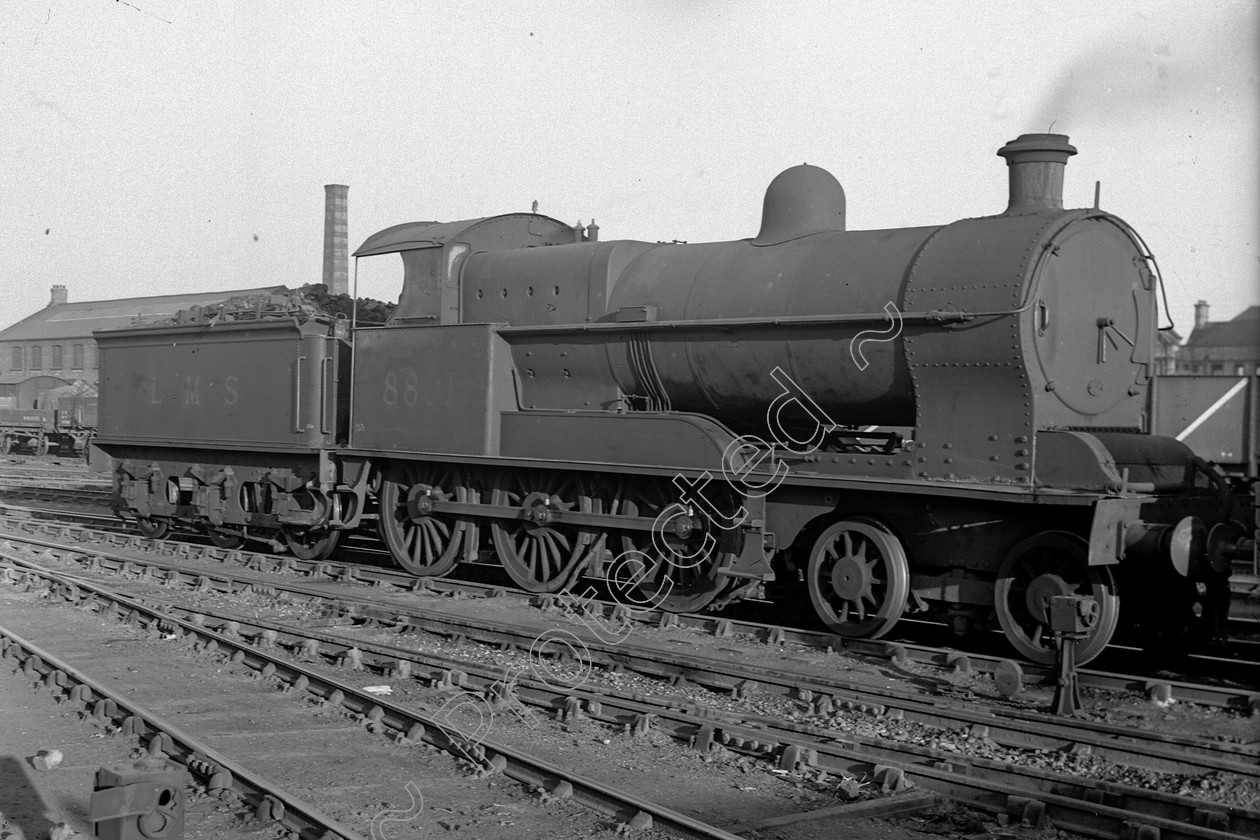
[0, 566, 750, 838]
[0, 623, 368, 839]
[2, 528, 1258, 839]
[2, 501, 1258, 693]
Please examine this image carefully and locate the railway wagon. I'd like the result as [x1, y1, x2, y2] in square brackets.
[1151, 373, 1258, 481]
[46, 385, 98, 455]
[0, 407, 57, 455]
[0, 376, 95, 455]
[1151, 373, 1258, 575]
[96, 134, 1242, 665]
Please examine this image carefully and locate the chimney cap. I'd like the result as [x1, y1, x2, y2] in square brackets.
[998, 133, 1077, 165]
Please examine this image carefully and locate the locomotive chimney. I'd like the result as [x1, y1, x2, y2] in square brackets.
[48, 284, 68, 306]
[323, 184, 349, 296]
[996, 133, 1077, 215]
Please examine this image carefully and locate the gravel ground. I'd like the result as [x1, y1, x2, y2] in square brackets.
[4, 524, 1259, 838]
[0, 581, 1026, 840]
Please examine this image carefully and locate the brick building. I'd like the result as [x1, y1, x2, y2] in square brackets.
[1180, 301, 1260, 376]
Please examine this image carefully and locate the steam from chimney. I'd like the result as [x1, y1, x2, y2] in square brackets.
[323, 185, 349, 296]
[1031, 26, 1250, 132]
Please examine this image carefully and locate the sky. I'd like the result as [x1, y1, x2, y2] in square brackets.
[2, 1, 1256, 337]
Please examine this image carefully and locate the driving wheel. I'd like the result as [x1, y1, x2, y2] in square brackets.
[490, 470, 598, 593]
[614, 476, 743, 613]
[379, 462, 473, 577]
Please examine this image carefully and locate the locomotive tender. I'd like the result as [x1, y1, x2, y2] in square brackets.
[96, 134, 1236, 664]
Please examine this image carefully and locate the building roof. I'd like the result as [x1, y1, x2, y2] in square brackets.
[0, 287, 288, 342]
[1185, 305, 1260, 349]
[1157, 328, 1183, 347]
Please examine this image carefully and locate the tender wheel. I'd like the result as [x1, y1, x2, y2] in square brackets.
[283, 528, 341, 562]
[135, 517, 169, 540]
[995, 531, 1119, 666]
[490, 470, 598, 593]
[615, 477, 742, 613]
[806, 517, 909, 639]
[207, 527, 245, 549]
[379, 462, 472, 577]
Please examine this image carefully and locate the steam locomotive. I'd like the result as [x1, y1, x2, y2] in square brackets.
[95, 134, 1240, 665]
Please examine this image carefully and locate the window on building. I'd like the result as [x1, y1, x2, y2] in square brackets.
[52, 345, 63, 369]
[10, 347, 21, 371]
[73, 345, 84, 370]
[31, 346, 42, 370]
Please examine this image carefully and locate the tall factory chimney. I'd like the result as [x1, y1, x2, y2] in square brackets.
[323, 184, 349, 296]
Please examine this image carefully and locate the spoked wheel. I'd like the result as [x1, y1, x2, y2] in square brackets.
[994, 531, 1119, 666]
[379, 462, 473, 577]
[490, 470, 599, 593]
[207, 527, 245, 549]
[806, 517, 910, 639]
[135, 517, 170, 540]
[615, 477, 742, 613]
[283, 528, 341, 562]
